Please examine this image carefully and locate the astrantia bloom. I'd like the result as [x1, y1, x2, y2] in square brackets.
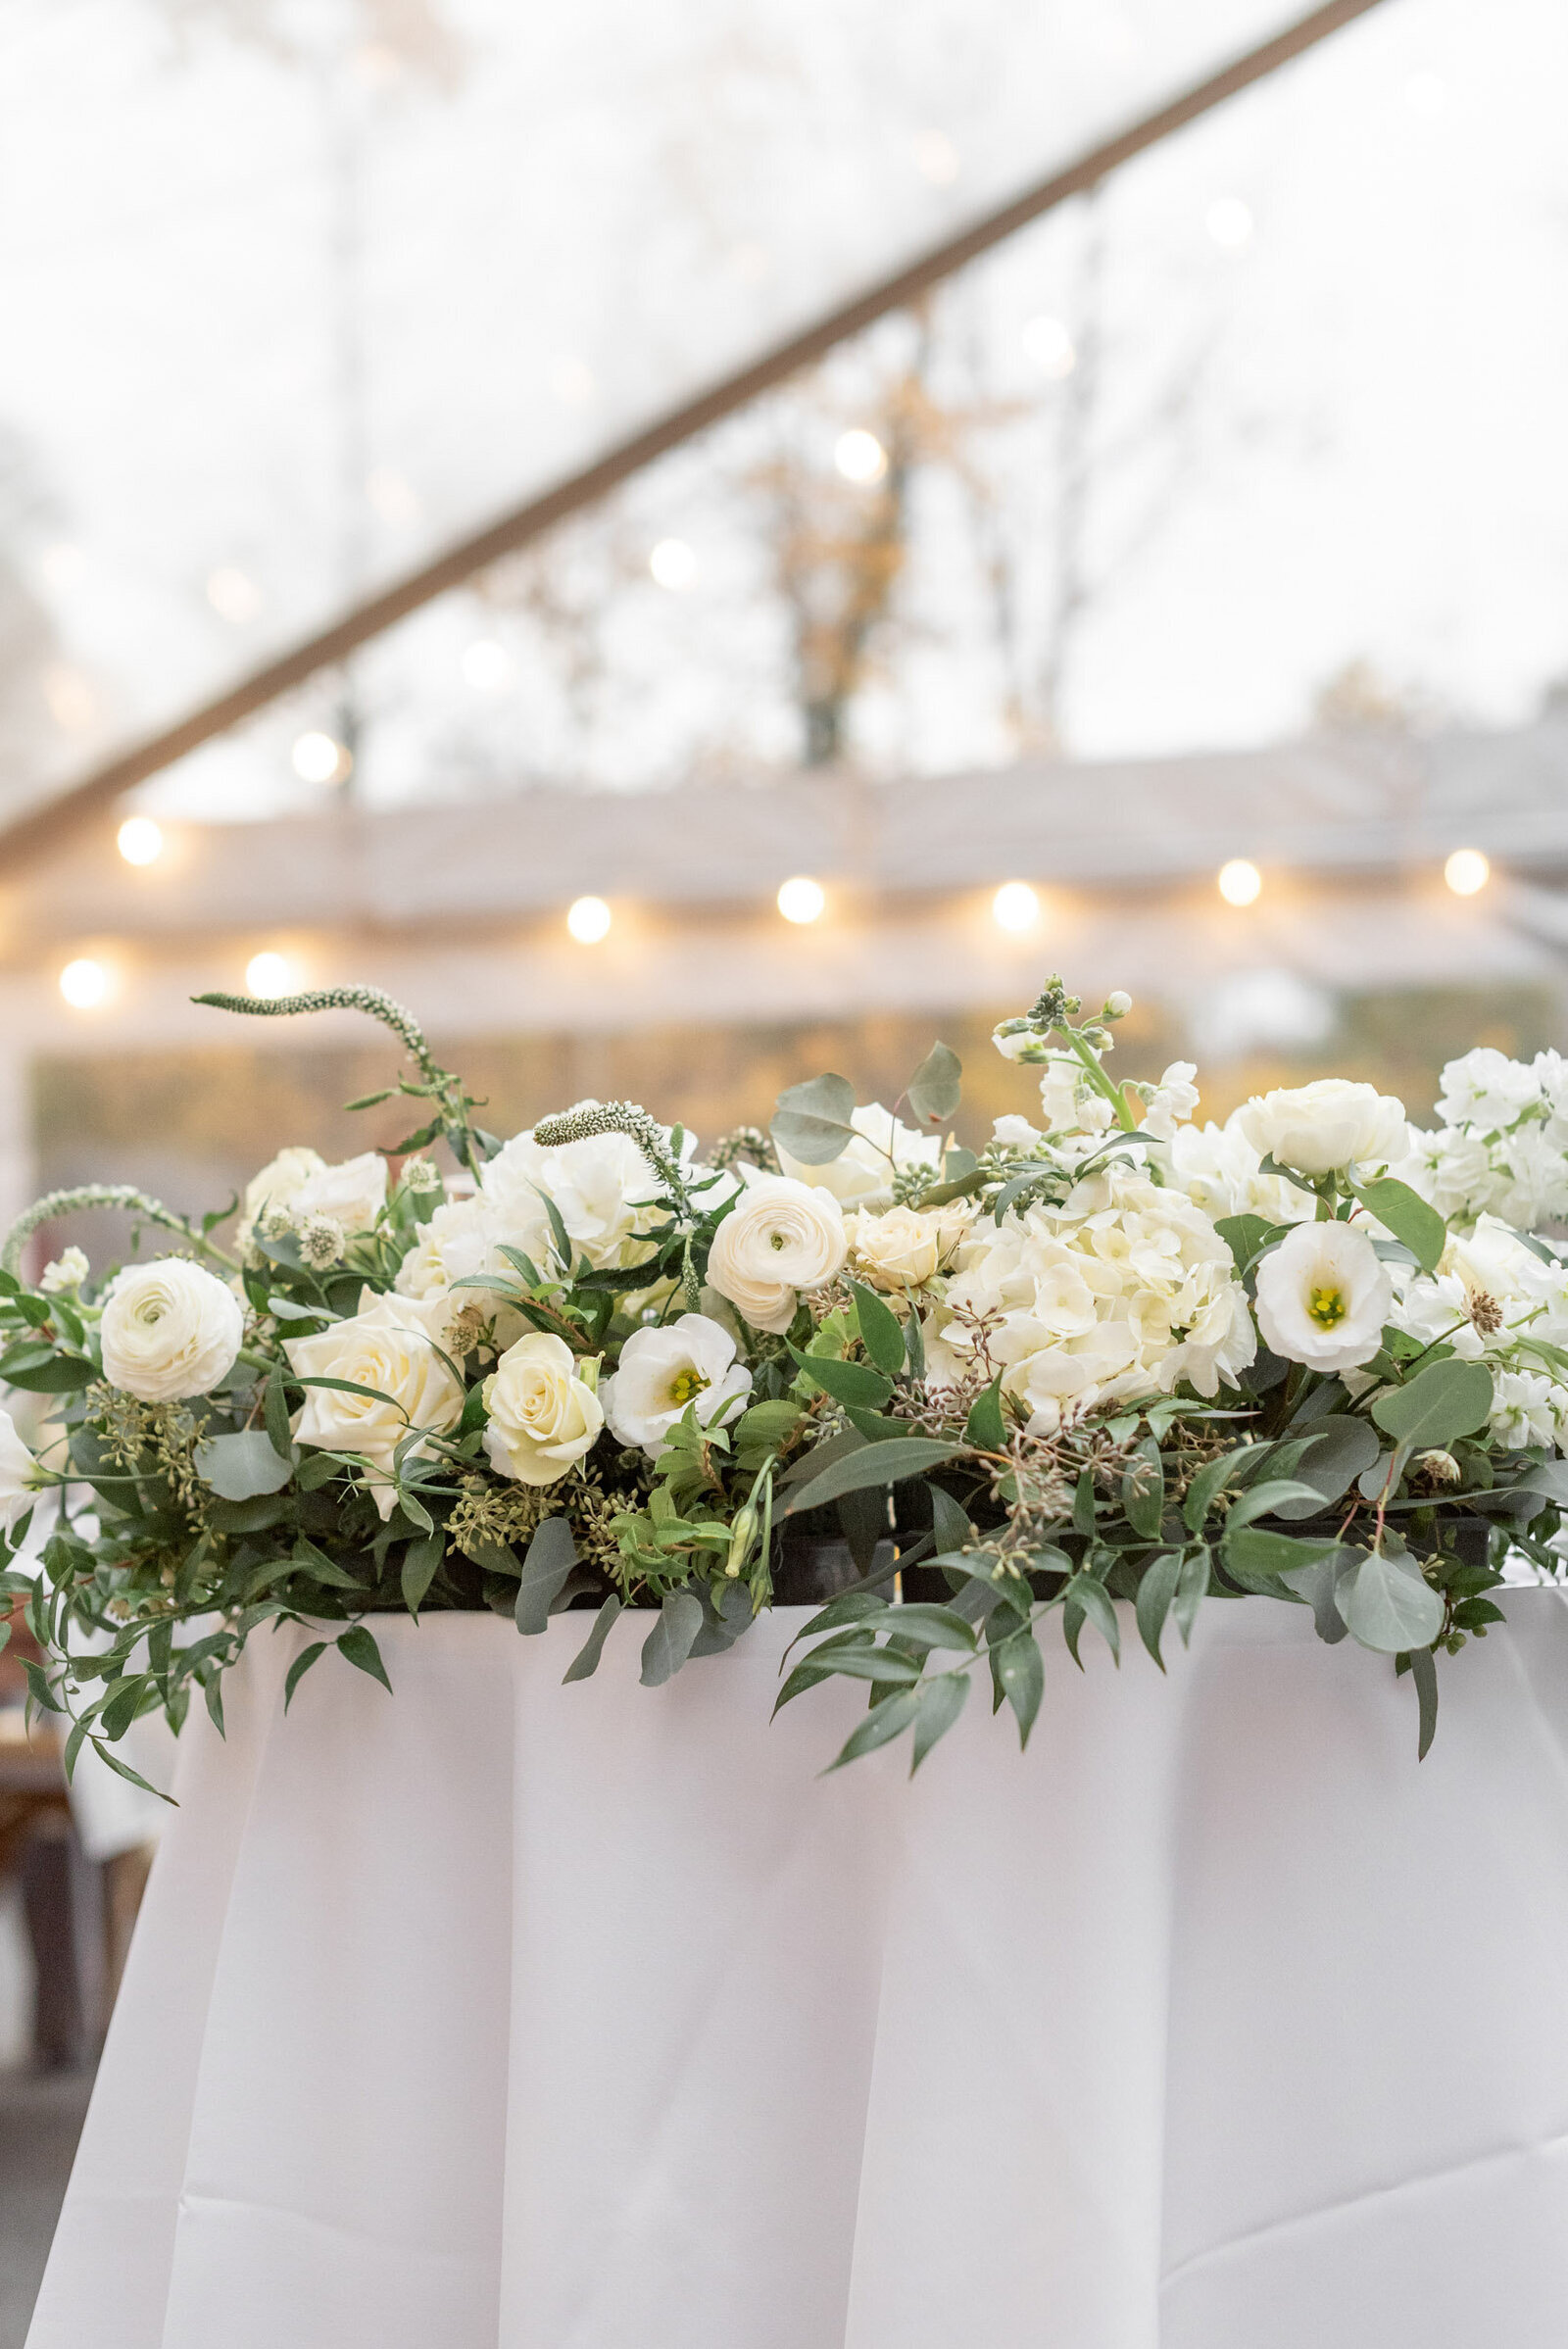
[600, 1313, 751, 1456]
[1253, 1221, 1391, 1373]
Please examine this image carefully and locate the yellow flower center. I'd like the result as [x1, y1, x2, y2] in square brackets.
[667, 1367, 710, 1405]
[1307, 1284, 1347, 1330]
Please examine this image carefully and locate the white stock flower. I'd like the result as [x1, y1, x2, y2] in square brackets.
[846, 1202, 969, 1291]
[1106, 990, 1133, 1017]
[775, 1101, 941, 1206]
[100, 1259, 245, 1401]
[0, 1408, 36, 1533]
[243, 1146, 325, 1233]
[939, 1163, 1254, 1430]
[706, 1175, 848, 1334]
[483, 1331, 604, 1487]
[1237, 1080, 1409, 1178]
[992, 1113, 1041, 1149]
[1140, 1060, 1200, 1144]
[1038, 1057, 1111, 1135]
[600, 1314, 751, 1456]
[1165, 1119, 1315, 1227]
[285, 1289, 466, 1516]
[289, 1150, 389, 1236]
[1253, 1221, 1391, 1372]
[39, 1247, 89, 1295]
[481, 1122, 667, 1272]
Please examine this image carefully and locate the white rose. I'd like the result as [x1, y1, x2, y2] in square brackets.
[1253, 1221, 1391, 1372]
[0, 1407, 36, 1534]
[1236, 1080, 1409, 1178]
[846, 1203, 968, 1291]
[243, 1146, 325, 1233]
[100, 1258, 246, 1401]
[289, 1150, 389, 1236]
[285, 1288, 466, 1516]
[483, 1331, 604, 1487]
[39, 1247, 89, 1295]
[600, 1313, 751, 1456]
[775, 1102, 940, 1207]
[706, 1175, 848, 1335]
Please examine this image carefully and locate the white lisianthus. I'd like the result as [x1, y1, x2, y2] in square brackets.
[1140, 1061, 1200, 1143]
[289, 1150, 389, 1236]
[243, 1145, 325, 1233]
[600, 1313, 751, 1456]
[483, 1332, 604, 1487]
[846, 1202, 968, 1291]
[706, 1175, 848, 1334]
[0, 1408, 36, 1533]
[285, 1288, 466, 1516]
[1489, 1368, 1562, 1451]
[39, 1246, 89, 1295]
[1253, 1221, 1391, 1372]
[481, 1122, 669, 1272]
[1236, 1080, 1409, 1178]
[100, 1259, 246, 1401]
[775, 1101, 941, 1207]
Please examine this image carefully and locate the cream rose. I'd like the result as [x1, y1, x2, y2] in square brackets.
[706, 1176, 848, 1335]
[846, 1203, 967, 1291]
[600, 1313, 751, 1456]
[100, 1259, 245, 1402]
[1236, 1081, 1409, 1178]
[285, 1289, 466, 1516]
[289, 1150, 389, 1235]
[483, 1331, 604, 1487]
[1253, 1220, 1391, 1373]
[243, 1146, 325, 1233]
[0, 1407, 36, 1534]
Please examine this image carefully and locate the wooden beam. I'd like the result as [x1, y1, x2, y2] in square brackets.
[0, 0, 1387, 868]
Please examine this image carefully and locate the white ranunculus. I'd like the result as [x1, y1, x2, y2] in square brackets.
[707, 1175, 849, 1334]
[484, 1331, 604, 1487]
[1236, 1080, 1409, 1178]
[775, 1102, 941, 1207]
[600, 1313, 751, 1456]
[39, 1246, 89, 1295]
[289, 1150, 389, 1236]
[285, 1288, 466, 1516]
[0, 1408, 36, 1533]
[1253, 1221, 1391, 1372]
[100, 1259, 246, 1401]
[846, 1202, 969, 1291]
[481, 1123, 667, 1272]
[243, 1145, 325, 1232]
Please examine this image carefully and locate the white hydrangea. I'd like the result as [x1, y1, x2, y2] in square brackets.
[938, 1162, 1256, 1432]
[1162, 1118, 1315, 1228]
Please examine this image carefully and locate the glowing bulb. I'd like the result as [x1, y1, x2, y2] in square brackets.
[206, 565, 260, 622]
[59, 958, 109, 1009]
[913, 128, 959, 186]
[117, 816, 163, 866]
[1405, 70, 1447, 118]
[992, 881, 1040, 932]
[462, 638, 512, 690]
[566, 896, 612, 945]
[245, 952, 297, 1000]
[1206, 197, 1254, 250]
[834, 428, 888, 485]
[649, 538, 698, 591]
[292, 730, 348, 784]
[1218, 858, 1262, 906]
[1445, 848, 1490, 897]
[1021, 316, 1076, 378]
[777, 875, 825, 925]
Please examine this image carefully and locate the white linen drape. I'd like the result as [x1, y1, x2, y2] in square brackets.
[28, 1592, 1568, 2349]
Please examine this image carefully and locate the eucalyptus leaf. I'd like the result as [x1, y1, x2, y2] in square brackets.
[640, 1590, 705, 1687]
[1371, 1358, 1493, 1454]
[564, 1595, 621, 1684]
[1333, 1545, 1445, 1652]
[1410, 1642, 1440, 1759]
[784, 1438, 964, 1516]
[911, 1668, 970, 1769]
[514, 1517, 578, 1636]
[825, 1688, 921, 1771]
[964, 1375, 1006, 1451]
[1272, 1417, 1381, 1519]
[194, 1431, 296, 1501]
[850, 1282, 906, 1377]
[1354, 1176, 1446, 1274]
[991, 1632, 1044, 1744]
[906, 1042, 961, 1128]
[791, 1349, 894, 1409]
[1135, 1550, 1183, 1669]
[771, 1072, 858, 1165]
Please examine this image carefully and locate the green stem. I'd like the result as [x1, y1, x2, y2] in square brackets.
[1064, 1031, 1137, 1132]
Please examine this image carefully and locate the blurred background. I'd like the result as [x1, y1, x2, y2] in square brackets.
[2, 0, 1568, 2325]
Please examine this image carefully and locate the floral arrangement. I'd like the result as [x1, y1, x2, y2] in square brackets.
[1, 976, 1565, 1788]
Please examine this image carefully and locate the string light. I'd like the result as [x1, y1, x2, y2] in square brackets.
[1021, 316, 1076, 377]
[59, 958, 109, 1009]
[777, 876, 825, 925]
[117, 816, 163, 866]
[1206, 197, 1254, 250]
[245, 952, 297, 1000]
[462, 639, 512, 690]
[992, 881, 1040, 932]
[1218, 859, 1262, 906]
[834, 429, 888, 485]
[566, 896, 612, 944]
[649, 539, 698, 591]
[292, 731, 349, 785]
[206, 566, 260, 622]
[1445, 848, 1490, 897]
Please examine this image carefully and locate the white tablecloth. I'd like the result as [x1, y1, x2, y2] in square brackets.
[27, 1592, 1568, 2349]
